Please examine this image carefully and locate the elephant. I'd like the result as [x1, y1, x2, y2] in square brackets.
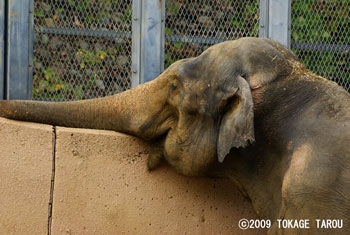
[0, 37, 349, 234]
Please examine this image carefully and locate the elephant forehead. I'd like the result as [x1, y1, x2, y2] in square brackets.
[179, 82, 221, 114]
[179, 62, 236, 91]
[179, 54, 210, 78]
[182, 80, 211, 90]
[182, 82, 208, 103]
[202, 37, 266, 59]
[178, 40, 244, 78]
[177, 37, 294, 90]
[179, 51, 231, 76]
[182, 81, 226, 103]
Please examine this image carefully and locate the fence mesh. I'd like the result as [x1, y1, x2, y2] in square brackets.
[33, 0, 133, 101]
[33, 0, 349, 101]
[164, 0, 260, 68]
[291, 0, 350, 91]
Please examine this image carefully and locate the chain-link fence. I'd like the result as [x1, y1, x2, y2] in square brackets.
[291, 0, 350, 91]
[164, 0, 260, 68]
[32, 0, 349, 101]
[33, 0, 133, 100]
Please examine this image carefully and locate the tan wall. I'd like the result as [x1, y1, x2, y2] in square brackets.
[0, 117, 266, 235]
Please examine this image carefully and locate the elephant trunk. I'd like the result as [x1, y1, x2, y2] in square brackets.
[0, 75, 172, 140]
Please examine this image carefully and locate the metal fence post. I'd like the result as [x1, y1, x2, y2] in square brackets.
[259, 0, 291, 48]
[259, 0, 269, 38]
[6, 0, 33, 100]
[269, 0, 291, 48]
[132, 0, 142, 88]
[140, 0, 165, 83]
[132, 0, 165, 87]
[0, 0, 5, 100]
[132, 0, 165, 85]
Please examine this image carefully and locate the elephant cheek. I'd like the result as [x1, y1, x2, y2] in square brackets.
[163, 136, 189, 174]
[189, 145, 217, 175]
[164, 132, 217, 176]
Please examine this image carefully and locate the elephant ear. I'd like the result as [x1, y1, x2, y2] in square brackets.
[217, 75, 255, 163]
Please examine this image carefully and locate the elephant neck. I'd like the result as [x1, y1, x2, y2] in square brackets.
[252, 74, 350, 139]
[218, 76, 349, 220]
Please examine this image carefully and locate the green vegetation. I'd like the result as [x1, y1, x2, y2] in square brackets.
[33, 0, 132, 100]
[33, 63, 85, 100]
[165, 0, 260, 68]
[291, 0, 349, 88]
[32, 0, 349, 101]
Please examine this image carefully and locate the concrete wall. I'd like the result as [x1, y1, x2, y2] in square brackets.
[0, 117, 266, 235]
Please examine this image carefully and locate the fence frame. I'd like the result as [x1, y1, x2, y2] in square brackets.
[0, 0, 5, 100]
[259, 0, 291, 47]
[5, 0, 34, 100]
[132, 0, 165, 86]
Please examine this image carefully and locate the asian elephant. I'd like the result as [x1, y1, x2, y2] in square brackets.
[0, 37, 349, 235]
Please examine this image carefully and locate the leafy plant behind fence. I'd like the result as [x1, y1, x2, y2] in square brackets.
[32, 0, 349, 101]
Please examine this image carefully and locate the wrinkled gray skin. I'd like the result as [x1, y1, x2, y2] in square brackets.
[0, 37, 349, 234]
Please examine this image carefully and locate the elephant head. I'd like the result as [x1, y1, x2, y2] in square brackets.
[0, 37, 292, 176]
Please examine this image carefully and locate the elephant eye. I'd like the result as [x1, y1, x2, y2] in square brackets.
[170, 83, 177, 91]
[218, 95, 239, 113]
[240, 73, 247, 80]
